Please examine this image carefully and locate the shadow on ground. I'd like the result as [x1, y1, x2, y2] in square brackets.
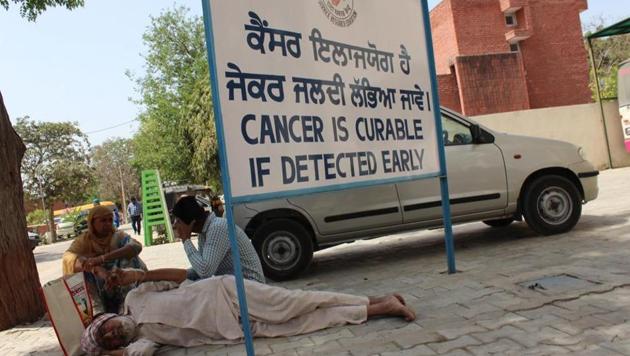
[305, 210, 629, 280]
[33, 251, 65, 263]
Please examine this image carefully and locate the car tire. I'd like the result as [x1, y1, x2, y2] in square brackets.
[253, 219, 313, 281]
[522, 175, 582, 235]
[483, 218, 514, 227]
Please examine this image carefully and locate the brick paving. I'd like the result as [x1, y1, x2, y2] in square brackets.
[2, 166, 630, 355]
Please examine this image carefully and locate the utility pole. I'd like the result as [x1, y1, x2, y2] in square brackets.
[118, 165, 128, 224]
[40, 192, 54, 244]
[40, 195, 48, 244]
[587, 37, 614, 169]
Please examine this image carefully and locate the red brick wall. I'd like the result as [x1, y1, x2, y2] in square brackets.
[519, 0, 592, 108]
[23, 199, 65, 215]
[515, 5, 530, 30]
[455, 53, 530, 116]
[437, 73, 462, 112]
[430, 0, 459, 74]
[430, 0, 591, 115]
[451, 0, 509, 55]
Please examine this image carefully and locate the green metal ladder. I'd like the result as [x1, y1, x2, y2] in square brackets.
[141, 170, 174, 246]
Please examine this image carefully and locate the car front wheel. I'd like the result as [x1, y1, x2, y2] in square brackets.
[523, 175, 582, 235]
[253, 219, 313, 281]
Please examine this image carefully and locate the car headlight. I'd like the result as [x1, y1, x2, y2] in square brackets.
[578, 147, 587, 160]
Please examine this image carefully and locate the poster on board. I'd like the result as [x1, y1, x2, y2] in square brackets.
[204, 0, 443, 202]
[618, 59, 630, 152]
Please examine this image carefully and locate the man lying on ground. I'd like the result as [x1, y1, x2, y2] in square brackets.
[81, 268, 415, 355]
[62, 205, 146, 313]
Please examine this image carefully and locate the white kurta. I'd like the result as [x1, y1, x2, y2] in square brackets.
[123, 276, 368, 347]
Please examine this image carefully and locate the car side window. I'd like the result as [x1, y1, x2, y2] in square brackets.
[441, 115, 473, 146]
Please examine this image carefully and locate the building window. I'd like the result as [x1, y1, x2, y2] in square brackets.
[509, 42, 520, 52]
[505, 14, 517, 26]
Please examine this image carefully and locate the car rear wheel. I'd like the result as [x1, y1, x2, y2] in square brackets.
[253, 219, 313, 281]
[523, 175, 582, 235]
[483, 218, 514, 227]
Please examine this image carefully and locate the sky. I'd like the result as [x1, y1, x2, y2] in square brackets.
[0, 0, 628, 146]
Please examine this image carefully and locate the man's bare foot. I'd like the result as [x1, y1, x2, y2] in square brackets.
[382, 295, 416, 321]
[393, 293, 406, 305]
[368, 295, 384, 304]
[369, 294, 406, 305]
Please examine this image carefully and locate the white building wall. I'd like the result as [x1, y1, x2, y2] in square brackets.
[473, 101, 630, 170]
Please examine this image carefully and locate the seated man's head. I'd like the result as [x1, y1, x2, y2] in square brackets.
[172, 195, 207, 231]
[88, 206, 115, 239]
[82, 313, 137, 354]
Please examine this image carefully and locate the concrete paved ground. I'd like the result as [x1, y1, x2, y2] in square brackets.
[2, 166, 630, 355]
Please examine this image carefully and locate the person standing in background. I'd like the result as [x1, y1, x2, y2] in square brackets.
[113, 205, 121, 228]
[127, 197, 142, 235]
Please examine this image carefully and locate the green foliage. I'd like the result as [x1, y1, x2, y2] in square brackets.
[130, 6, 221, 189]
[152, 225, 170, 245]
[26, 209, 47, 225]
[91, 138, 141, 203]
[585, 19, 630, 100]
[61, 207, 85, 229]
[597, 66, 619, 100]
[0, 0, 84, 21]
[14, 117, 94, 240]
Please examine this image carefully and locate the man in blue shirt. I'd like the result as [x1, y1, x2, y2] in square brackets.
[171, 196, 265, 283]
[127, 197, 142, 235]
[113, 206, 121, 228]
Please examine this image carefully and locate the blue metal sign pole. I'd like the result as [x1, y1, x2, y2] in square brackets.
[420, 0, 457, 273]
[200, 1, 256, 354]
[223, 205, 256, 355]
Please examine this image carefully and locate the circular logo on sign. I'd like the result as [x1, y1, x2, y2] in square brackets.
[318, 0, 357, 27]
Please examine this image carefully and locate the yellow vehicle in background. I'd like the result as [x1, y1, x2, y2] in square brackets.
[54, 201, 116, 237]
[53, 201, 115, 217]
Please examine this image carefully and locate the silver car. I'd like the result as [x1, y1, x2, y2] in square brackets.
[234, 108, 599, 280]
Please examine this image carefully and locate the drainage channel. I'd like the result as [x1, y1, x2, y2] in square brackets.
[518, 274, 601, 296]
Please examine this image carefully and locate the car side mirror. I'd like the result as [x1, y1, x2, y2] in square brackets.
[470, 124, 494, 144]
[470, 124, 481, 143]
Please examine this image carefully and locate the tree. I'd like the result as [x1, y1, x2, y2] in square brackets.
[1, 0, 83, 331]
[91, 138, 141, 217]
[0, 91, 45, 330]
[130, 6, 221, 189]
[585, 18, 630, 100]
[26, 209, 47, 225]
[14, 117, 94, 243]
[0, 0, 83, 21]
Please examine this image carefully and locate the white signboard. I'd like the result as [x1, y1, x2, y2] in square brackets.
[206, 0, 441, 202]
